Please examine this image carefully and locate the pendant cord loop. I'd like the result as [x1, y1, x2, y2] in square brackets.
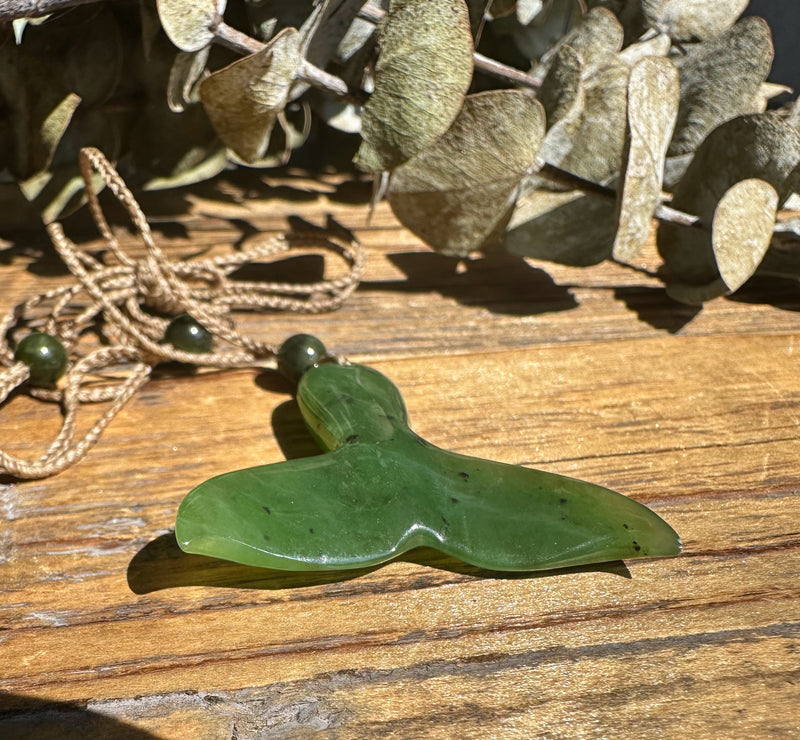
[0, 147, 365, 479]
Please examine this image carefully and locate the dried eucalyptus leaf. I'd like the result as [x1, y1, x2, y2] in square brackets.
[540, 7, 623, 77]
[679, 112, 800, 206]
[569, 6, 624, 61]
[10, 6, 123, 108]
[658, 113, 800, 284]
[337, 2, 385, 62]
[354, 0, 474, 172]
[2, 6, 124, 180]
[534, 15, 628, 185]
[537, 44, 584, 175]
[781, 196, 800, 212]
[538, 43, 582, 128]
[19, 109, 119, 223]
[336, 18, 373, 61]
[558, 62, 629, 185]
[788, 98, 800, 133]
[668, 17, 773, 156]
[752, 83, 794, 114]
[167, 48, 210, 113]
[506, 189, 618, 266]
[642, 0, 748, 42]
[157, 0, 227, 53]
[12, 16, 50, 45]
[30, 92, 82, 176]
[144, 147, 229, 190]
[389, 91, 545, 257]
[613, 57, 679, 262]
[517, 0, 545, 25]
[662, 152, 693, 191]
[199, 28, 301, 162]
[0, 46, 69, 179]
[773, 217, 800, 238]
[227, 105, 311, 168]
[316, 97, 362, 134]
[712, 178, 778, 292]
[617, 32, 671, 66]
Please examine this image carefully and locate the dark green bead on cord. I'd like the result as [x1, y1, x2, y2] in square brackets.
[14, 332, 68, 387]
[278, 334, 327, 384]
[164, 313, 214, 354]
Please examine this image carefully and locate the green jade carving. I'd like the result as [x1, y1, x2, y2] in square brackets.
[176, 338, 681, 572]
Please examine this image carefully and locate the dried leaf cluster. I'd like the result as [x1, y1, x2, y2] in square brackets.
[2, 0, 800, 303]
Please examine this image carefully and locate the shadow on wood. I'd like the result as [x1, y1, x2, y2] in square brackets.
[614, 286, 702, 333]
[0, 693, 158, 739]
[363, 251, 578, 317]
[126, 533, 630, 595]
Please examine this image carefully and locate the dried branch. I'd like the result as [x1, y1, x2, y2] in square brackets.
[473, 52, 542, 90]
[537, 161, 702, 229]
[212, 21, 349, 97]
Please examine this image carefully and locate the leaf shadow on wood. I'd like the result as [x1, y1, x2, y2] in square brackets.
[0, 231, 71, 278]
[725, 274, 800, 312]
[227, 253, 327, 284]
[136, 166, 372, 210]
[285, 213, 361, 247]
[361, 251, 578, 317]
[0, 693, 159, 739]
[126, 532, 630, 595]
[613, 286, 702, 332]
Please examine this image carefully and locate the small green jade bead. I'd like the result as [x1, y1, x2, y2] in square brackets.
[164, 313, 213, 354]
[277, 334, 327, 384]
[14, 332, 68, 387]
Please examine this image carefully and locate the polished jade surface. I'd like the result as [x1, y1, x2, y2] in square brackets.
[176, 361, 682, 572]
[14, 332, 68, 387]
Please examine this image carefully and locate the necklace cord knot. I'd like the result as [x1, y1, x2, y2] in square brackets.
[0, 147, 365, 479]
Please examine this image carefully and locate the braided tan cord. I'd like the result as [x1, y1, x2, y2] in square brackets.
[0, 147, 365, 479]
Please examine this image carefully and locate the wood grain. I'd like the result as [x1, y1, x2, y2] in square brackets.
[1, 173, 799, 738]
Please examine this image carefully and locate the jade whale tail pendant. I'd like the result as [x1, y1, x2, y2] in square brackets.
[176, 340, 681, 572]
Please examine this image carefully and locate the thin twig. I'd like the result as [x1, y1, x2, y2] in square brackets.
[473, 52, 542, 90]
[356, 2, 384, 24]
[212, 20, 263, 54]
[212, 21, 349, 97]
[536, 161, 703, 230]
[537, 162, 615, 199]
[653, 203, 700, 228]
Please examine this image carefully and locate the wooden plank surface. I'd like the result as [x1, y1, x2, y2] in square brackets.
[1, 172, 799, 739]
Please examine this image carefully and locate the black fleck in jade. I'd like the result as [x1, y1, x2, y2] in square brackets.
[164, 313, 213, 354]
[14, 332, 68, 387]
[176, 345, 682, 573]
[277, 333, 327, 384]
